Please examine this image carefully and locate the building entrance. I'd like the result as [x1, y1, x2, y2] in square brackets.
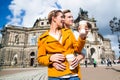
[30, 52, 35, 66]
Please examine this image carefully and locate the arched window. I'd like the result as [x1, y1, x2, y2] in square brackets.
[90, 48, 95, 56]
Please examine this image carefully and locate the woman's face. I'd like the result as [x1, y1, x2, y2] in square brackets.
[54, 12, 64, 29]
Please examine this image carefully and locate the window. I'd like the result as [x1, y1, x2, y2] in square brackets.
[15, 35, 19, 44]
[87, 46, 89, 48]
[47, 21, 49, 24]
[41, 22, 44, 25]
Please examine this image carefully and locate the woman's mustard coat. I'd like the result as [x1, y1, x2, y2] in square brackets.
[37, 28, 86, 78]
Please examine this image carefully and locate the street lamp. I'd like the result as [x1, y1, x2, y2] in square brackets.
[118, 35, 120, 49]
[118, 35, 120, 60]
[109, 17, 120, 56]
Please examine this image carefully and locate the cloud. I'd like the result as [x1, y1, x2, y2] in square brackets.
[7, 0, 120, 28]
[7, 0, 62, 27]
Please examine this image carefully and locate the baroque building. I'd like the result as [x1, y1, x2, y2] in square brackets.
[0, 9, 115, 67]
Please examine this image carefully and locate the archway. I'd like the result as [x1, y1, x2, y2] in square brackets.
[30, 52, 35, 66]
[90, 48, 95, 56]
[11, 54, 18, 66]
[90, 48, 95, 63]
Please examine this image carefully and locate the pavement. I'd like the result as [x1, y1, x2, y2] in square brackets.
[0, 64, 120, 80]
[81, 64, 120, 80]
[0, 66, 48, 80]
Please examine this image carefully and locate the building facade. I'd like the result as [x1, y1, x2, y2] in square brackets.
[0, 9, 115, 67]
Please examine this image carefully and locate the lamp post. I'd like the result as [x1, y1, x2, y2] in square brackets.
[118, 35, 120, 51]
[109, 17, 120, 58]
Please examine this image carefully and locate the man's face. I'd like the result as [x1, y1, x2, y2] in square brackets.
[64, 12, 74, 27]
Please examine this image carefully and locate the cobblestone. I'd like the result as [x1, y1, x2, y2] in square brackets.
[0, 64, 120, 80]
[0, 67, 47, 80]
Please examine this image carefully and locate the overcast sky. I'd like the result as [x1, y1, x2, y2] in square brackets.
[0, 0, 120, 58]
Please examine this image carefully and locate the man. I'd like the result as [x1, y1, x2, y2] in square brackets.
[63, 9, 91, 64]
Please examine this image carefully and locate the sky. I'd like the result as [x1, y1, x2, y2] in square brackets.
[0, 0, 120, 58]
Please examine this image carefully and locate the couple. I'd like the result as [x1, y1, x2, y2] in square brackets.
[37, 9, 91, 80]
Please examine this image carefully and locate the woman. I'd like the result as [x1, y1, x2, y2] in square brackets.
[37, 10, 87, 80]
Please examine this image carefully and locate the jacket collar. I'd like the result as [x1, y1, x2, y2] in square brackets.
[39, 28, 72, 45]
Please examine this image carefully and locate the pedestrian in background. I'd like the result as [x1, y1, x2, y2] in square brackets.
[93, 58, 97, 68]
[85, 59, 87, 68]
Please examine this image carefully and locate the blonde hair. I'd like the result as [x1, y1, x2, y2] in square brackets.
[48, 10, 62, 24]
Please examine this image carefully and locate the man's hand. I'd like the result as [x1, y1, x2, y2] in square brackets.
[79, 29, 88, 40]
[50, 53, 65, 63]
[78, 21, 89, 40]
[71, 54, 84, 69]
